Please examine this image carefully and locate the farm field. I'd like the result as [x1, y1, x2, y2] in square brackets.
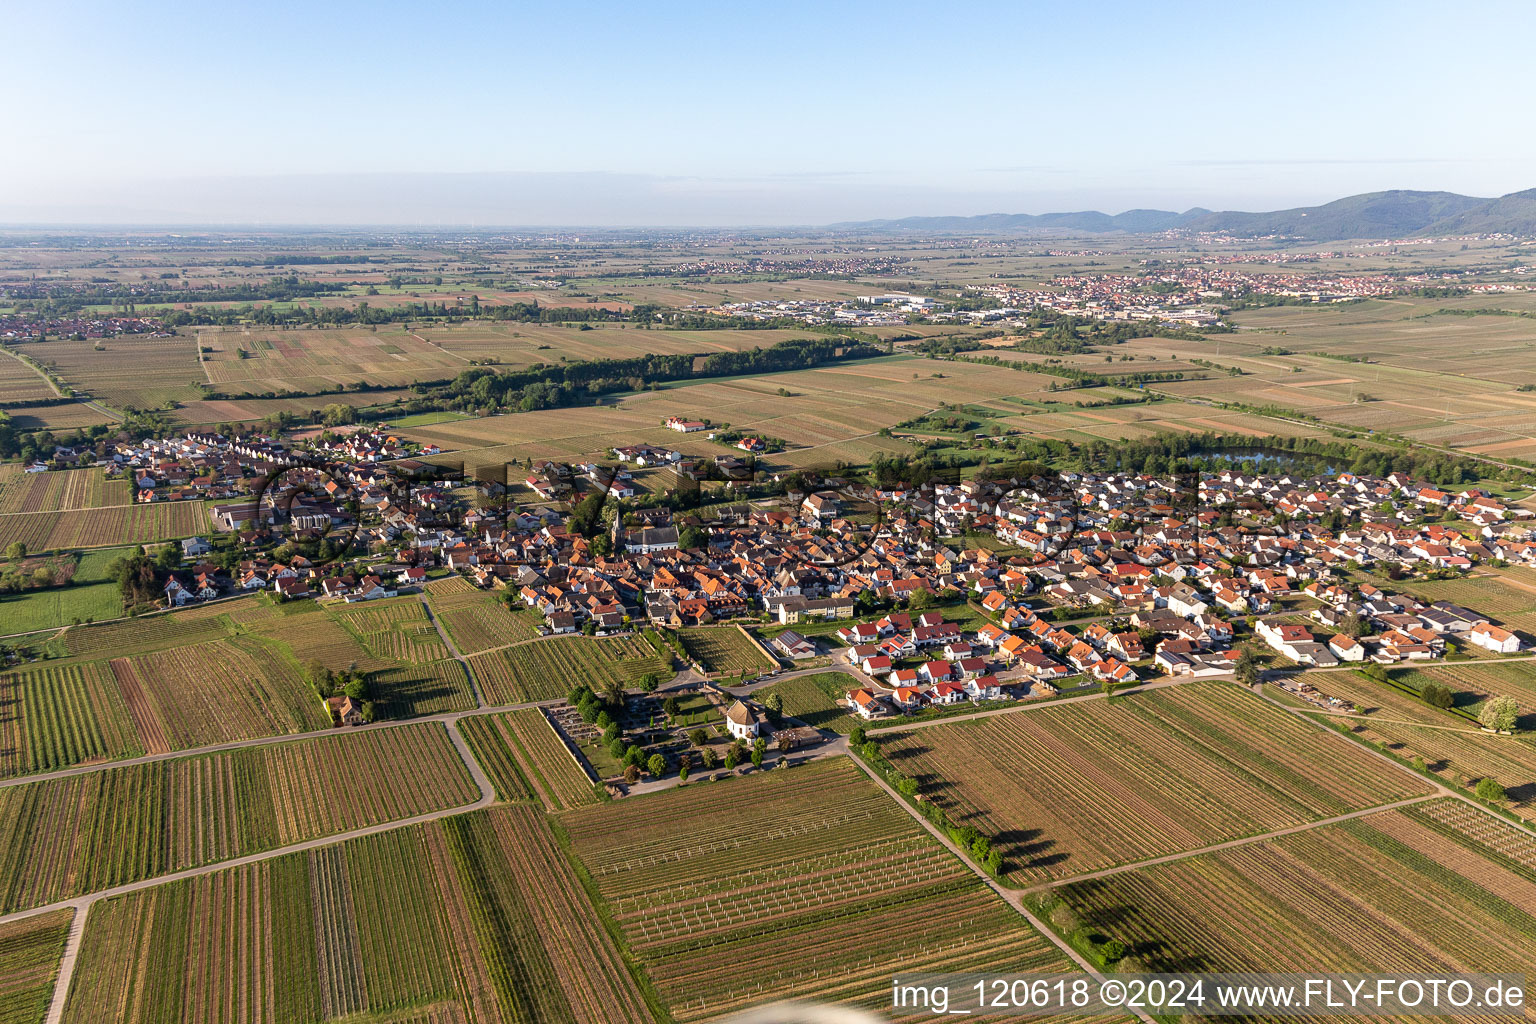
[459, 708, 598, 810]
[1313, 711, 1536, 819]
[0, 469, 129, 516]
[0, 908, 73, 1024]
[563, 756, 1093, 1023]
[2, 402, 116, 432]
[106, 634, 328, 753]
[394, 355, 1066, 467]
[0, 722, 476, 913]
[755, 671, 859, 732]
[0, 662, 142, 779]
[423, 583, 539, 654]
[0, 500, 208, 554]
[330, 596, 452, 664]
[0, 583, 122, 637]
[876, 682, 1433, 884]
[11, 336, 205, 410]
[63, 804, 654, 1024]
[0, 350, 59, 404]
[468, 634, 672, 705]
[1294, 671, 1480, 728]
[675, 626, 775, 677]
[1048, 799, 1536, 996]
[197, 325, 467, 394]
[1390, 660, 1536, 725]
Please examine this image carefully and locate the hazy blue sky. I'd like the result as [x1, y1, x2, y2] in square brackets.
[6, 0, 1534, 225]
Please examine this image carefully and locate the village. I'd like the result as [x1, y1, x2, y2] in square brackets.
[15, 425, 1534, 738]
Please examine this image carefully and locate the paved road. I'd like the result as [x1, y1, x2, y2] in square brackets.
[35, 718, 493, 1024]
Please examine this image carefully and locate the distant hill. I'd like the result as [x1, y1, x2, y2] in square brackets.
[839, 189, 1536, 240]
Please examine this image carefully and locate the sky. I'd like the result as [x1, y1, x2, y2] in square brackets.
[6, 0, 1535, 226]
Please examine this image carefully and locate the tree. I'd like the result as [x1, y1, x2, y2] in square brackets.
[646, 752, 666, 777]
[602, 722, 621, 744]
[1338, 612, 1364, 639]
[1476, 777, 1507, 801]
[1481, 695, 1519, 733]
[701, 747, 718, 769]
[688, 728, 708, 747]
[678, 525, 708, 550]
[1233, 645, 1261, 686]
[4, 542, 24, 561]
[761, 691, 783, 715]
[849, 725, 867, 747]
[662, 696, 681, 718]
[623, 744, 644, 767]
[1100, 939, 1127, 964]
[678, 765, 690, 783]
[623, 764, 640, 784]
[723, 746, 740, 770]
[1419, 682, 1455, 709]
[751, 737, 765, 768]
[609, 737, 627, 759]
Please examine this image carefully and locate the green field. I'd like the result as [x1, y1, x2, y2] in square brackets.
[468, 633, 673, 704]
[755, 671, 859, 732]
[0, 583, 122, 636]
[0, 908, 73, 1024]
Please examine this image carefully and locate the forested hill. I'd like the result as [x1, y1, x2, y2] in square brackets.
[839, 188, 1536, 239]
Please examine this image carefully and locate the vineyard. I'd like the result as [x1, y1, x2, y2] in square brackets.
[1395, 661, 1536, 725]
[55, 606, 235, 660]
[459, 709, 598, 811]
[0, 501, 209, 554]
[1301, 671, 1479, 729]
[675, 626, 775, 677]
[369, 660, 477, 718]
[1408, 574, 1536, 634]
[563, 757, 1085, 1021]
[0, 662, 142, 779]
[877, 682, 1432, 884]
[425, 586, 538, 654]
[0, 469, 128, 516]
[457, 715, 539, 804]
[0, 722, 477, 913]
[0, 908, 73, 1024]
[441, 805, 653, 1024]
[331, 598, 451, 664]
[470, 635, 672, 705]
[755, 672, 858, 732]
[1320, 714, 1536, 819]
[1050, 800, 1536, 983]
[107, 635, 328, 751]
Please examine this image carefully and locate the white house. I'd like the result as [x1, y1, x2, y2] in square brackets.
[1467, 622, 1522, 654]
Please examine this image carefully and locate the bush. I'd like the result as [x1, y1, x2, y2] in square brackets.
[1049, 905, 1081, 933]
[1419, 682, 1454, 709]
[1100, 939, 1126, 963]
